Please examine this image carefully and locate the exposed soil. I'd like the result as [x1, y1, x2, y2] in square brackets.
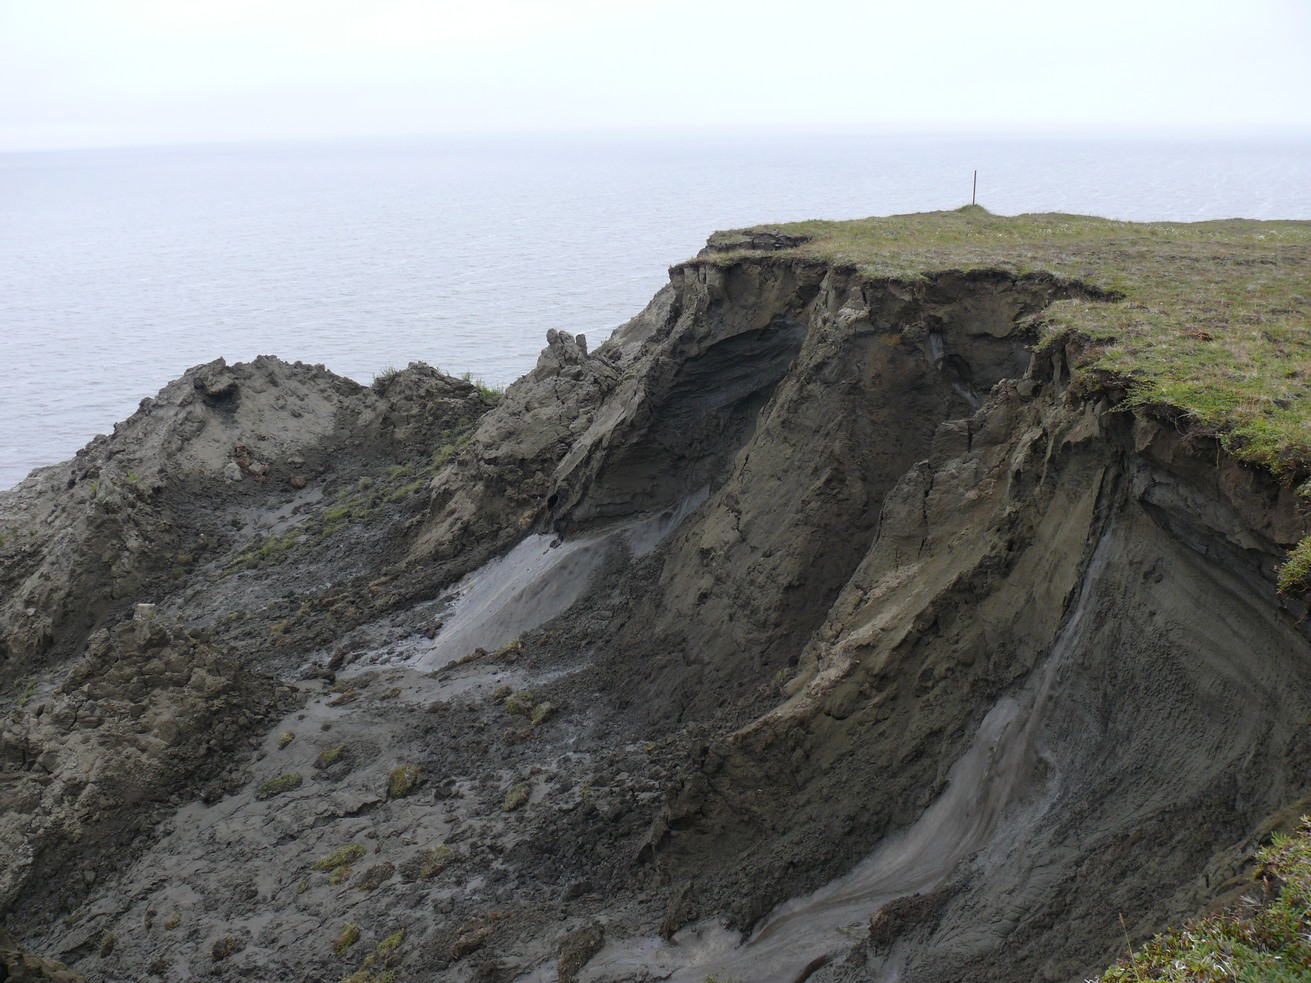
[3, 248, 1310, 983]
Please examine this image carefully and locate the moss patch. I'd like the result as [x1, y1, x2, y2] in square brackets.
[502, 782, 530, 812]
[530, 701, 557, 727]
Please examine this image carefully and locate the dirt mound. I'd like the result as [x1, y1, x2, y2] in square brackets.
[0, 357, 494, 677]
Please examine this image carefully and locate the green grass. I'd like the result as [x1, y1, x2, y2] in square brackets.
[702, 208, 1311, 588]
[461, 370, 504, 400]
[334, 923, 361, 957]
[312, 843, 366, 873]
[387, 764, 420, 799]
[255, 773, 303, 799]
[342, 929, 405, 983]
[503, 690, 536, 718]
[1099, 817, 1311, 981]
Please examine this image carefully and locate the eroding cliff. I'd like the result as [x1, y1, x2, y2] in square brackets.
[3, 212, 1309, 983]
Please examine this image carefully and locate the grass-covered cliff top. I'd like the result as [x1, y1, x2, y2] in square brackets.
[707, 208, 1311, 581]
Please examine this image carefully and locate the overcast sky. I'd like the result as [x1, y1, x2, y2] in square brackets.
[1, 0, 1308, 151]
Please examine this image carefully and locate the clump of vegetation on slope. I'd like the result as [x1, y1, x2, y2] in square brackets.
[1098, 817, 1311, 981]
[704, 207, 1311, 588]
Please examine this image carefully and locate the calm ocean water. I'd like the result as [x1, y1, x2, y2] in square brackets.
[2, 132, 1309, 490]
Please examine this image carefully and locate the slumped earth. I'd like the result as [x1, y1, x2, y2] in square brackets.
[2, 209, 1311, 982]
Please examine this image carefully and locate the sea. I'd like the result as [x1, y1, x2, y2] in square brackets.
[2, 130, 1309, 491]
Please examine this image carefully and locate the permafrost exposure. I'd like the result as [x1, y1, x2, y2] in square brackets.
[3, 210, 1311, 982]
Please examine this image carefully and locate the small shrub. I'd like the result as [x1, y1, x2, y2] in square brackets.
[256, 773, 303, 799]
[388, 764, 420, 799]
[163, 911, 181, 930]
[295, 878, 308, 894]
[371, 365, 398, 391]
[334, 923, 361, 957]
[313, 843, 366, 873]
[431, 443, 458, 468]
[99, 931, 115, 958]
[343, 929, 406, 982]
[277, 731, 295, 749]
[502, 782, 530, 812]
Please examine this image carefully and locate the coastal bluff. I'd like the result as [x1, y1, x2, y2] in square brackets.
[2, 208, 1310, 982]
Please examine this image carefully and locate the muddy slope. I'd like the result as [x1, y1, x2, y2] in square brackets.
[2, 245, 1310, 983]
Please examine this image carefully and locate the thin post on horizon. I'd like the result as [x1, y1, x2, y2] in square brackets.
[972, 170, 977, 206]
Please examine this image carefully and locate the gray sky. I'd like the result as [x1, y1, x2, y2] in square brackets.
[2, 0, 1309, 151]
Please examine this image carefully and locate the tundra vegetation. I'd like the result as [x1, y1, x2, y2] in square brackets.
[1100, 818, 1311, 981]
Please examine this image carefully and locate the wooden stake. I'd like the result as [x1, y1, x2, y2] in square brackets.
[972, 170, 977, 206]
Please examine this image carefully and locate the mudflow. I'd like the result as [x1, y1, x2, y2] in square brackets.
[2, 243, 1309, 983]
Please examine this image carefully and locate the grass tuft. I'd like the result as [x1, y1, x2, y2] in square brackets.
[334, 923, 361, 957]
[255, 773, 303, 799]
[388, 764, 420, 799]
[312, 843, 366, 873]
